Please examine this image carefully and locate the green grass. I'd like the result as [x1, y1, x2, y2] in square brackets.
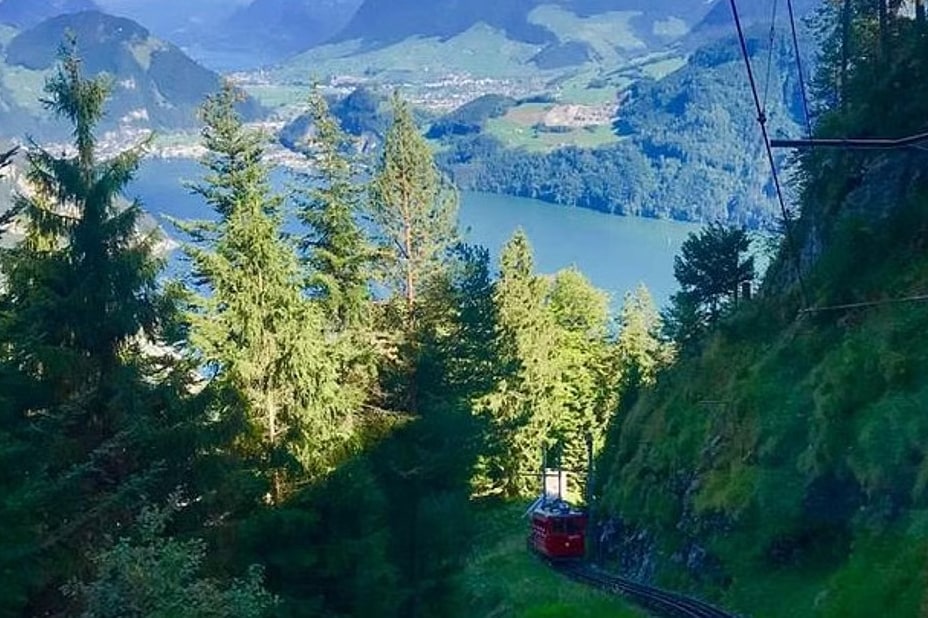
[640, 57, 687, 80]
[276, 24, 543, 83]
[241, 84, 311, 110]
[555, 69, 629, 106]
[485, 114, 618, 153]
[455, 501, 645, 618]
[720, 566, 833, 618]
[527, 6, 645, 62]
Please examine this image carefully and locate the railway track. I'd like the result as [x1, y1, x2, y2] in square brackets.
[555, 562, 739, 618]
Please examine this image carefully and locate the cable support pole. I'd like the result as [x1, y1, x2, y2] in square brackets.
[772, 131, 928, 150]
[786, 0, 814, 141]
[729, 0, 809, 310]
[798, 294, 928, 315]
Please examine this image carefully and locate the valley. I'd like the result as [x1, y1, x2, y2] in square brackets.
[0, 0, 815, 229]
[8, 3, 928, 618]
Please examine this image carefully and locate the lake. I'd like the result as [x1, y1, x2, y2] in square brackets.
[130, 159, 701, 309]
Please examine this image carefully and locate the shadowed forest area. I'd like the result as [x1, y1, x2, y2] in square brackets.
[3, 1, 928, 616]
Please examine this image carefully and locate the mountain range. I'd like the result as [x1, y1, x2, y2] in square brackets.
[336, 0, 712, 48]
[0, 0, 98, 28]
[0, 10, 260, 140]
[0, 0, 827, 229]
[216, 0, 363, 58]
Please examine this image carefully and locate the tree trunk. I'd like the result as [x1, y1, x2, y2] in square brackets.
[268, 390, 282, 504]
[404, 216, 415, 319]
[918, 0, 926, 29]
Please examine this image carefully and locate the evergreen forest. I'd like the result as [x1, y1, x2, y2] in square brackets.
[4, 1, 928, 616]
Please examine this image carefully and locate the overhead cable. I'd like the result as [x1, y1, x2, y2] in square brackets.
[762, 0, 780, 111]
[729, 0, 809, 309]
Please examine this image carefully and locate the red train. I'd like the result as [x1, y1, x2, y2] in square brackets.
[528, 498, 588, 560]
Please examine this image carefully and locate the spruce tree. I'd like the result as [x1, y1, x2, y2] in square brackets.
[0, 41, 183, 614]
[546, 267, 614, 478]
[297, 89, 374, 331]
[479, 229, 555, 497]
[370, 92, 458, 328]
[181, 84, 349, 502]
[295, 91, 379, 423]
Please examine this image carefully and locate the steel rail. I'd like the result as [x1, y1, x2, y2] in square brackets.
[555, 562, 739, 618]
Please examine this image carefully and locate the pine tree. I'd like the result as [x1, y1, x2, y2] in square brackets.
[616, 284, 670, 391]
[370, 92, 458, 328]
[671, 222, 754, 323]
[0, 41, 183, 614]
[180, 84, 349, 502]
[376, 244, 494, 617]
[369, 92, 458, 414]
[610, 283, 671, 452]
[295, 89, 379, 433]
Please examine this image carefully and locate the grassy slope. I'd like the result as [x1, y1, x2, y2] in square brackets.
[598, 191, 928, 617]
[276, 25, 544, 82]
[456, 502, 645, 618]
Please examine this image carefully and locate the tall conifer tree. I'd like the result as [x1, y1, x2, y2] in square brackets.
[615, 284, 670, 391]
[296, 91, 378, 420]
[181, 84, 349, 502]
[370, 93, 458, 328]
[546, 267, 614, 475]
[0, 41, 182, 614]
[479, 229, 555, 497]
[369, 93, 458, 413]
[298, 89, 374, 331]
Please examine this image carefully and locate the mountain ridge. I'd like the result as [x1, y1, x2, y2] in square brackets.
[0, 10, 261, 139]
[0, 0, 99, 29]
[332, 0, 715, 49]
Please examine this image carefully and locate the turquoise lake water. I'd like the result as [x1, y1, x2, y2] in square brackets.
[130, 159, 702, 308]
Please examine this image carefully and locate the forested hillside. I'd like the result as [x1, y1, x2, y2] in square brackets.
[5, 3, 928, 618]
[595, 4, 928, 617]
[437, 27, 803, 227]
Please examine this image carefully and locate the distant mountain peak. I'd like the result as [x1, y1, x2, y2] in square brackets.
[1, 10, 261, 137]
[0, 0, 100, 28]
[209, 0, 364, 61]
[331, 0, 722, 49]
